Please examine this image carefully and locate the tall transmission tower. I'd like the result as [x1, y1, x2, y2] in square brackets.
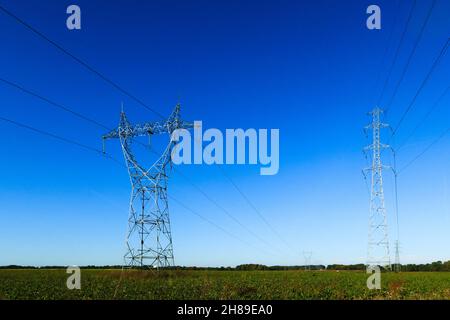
[364, 108, 391, 269]
[103, 104, 193, 268]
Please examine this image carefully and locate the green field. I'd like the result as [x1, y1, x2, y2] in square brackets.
[0, 269, 449, 300]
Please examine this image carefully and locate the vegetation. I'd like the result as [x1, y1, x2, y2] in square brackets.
[0, 269, 448, 300]
[2, 260, 449, 271]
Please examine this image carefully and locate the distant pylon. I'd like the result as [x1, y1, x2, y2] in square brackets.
[103, 104, 193, 268]
[303, 251, 312, 271]
[394, 240, 401, 272]
[364, 107, 391, 269]
[393, 161, 401, 273]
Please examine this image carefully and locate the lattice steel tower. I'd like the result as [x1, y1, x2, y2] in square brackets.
[103, 104, 192, 268]
[364, 107, 391, 269]
[393, 240, 401, 272]
[302, 251, 313, 271]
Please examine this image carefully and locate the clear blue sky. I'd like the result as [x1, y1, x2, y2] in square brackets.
[0, 0, 449, 267]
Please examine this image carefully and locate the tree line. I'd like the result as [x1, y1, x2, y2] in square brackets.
[1, 261, 449, 271]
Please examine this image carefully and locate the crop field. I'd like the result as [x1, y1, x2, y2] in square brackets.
[0, 269, 449, 300]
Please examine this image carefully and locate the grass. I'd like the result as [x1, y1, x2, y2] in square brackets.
[0, 269, 449, 300]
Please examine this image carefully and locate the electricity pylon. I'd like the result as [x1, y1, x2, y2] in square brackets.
[394, 240, 401, 272]
[103, 104, 193, 268]
[363, 107, 391, 269]
[303, 251, 312, 271]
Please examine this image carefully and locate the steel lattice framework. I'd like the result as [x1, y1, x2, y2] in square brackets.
[103, 104, 193, 268]
[302, 251, 312, 271]
[364, 108, 391, 269]
[394, 240, 401, 272]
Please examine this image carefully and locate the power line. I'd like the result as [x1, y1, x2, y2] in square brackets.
[0, 4, 166, 120]
[0, 76, 157, 153]
[398, 125, 450, 174]
[0, 115, 123, 166]
[218, 166, 296, 256]
[391, 38, 450, 138]
[170, 165, 281, 255]
[168, 194, 276, 256]
[0, 77, 111, 131]
[375, 0, 400, 104]
[392, 152, 400, 251]
[397, 84, 450, 151]
[0, 76, 146, 152]
[385, 0, 436, 113]
[378, 0, 417, 105]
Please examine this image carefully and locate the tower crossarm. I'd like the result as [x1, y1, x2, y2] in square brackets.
[364, 122, 389, 130]
[363, 164, 392, 173]
[102, 120, 193, 140]
[363, 143, 390, 152]
[102, 103, 194, 141]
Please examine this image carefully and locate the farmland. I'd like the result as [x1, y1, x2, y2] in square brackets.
[0, 269, 449, 300]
